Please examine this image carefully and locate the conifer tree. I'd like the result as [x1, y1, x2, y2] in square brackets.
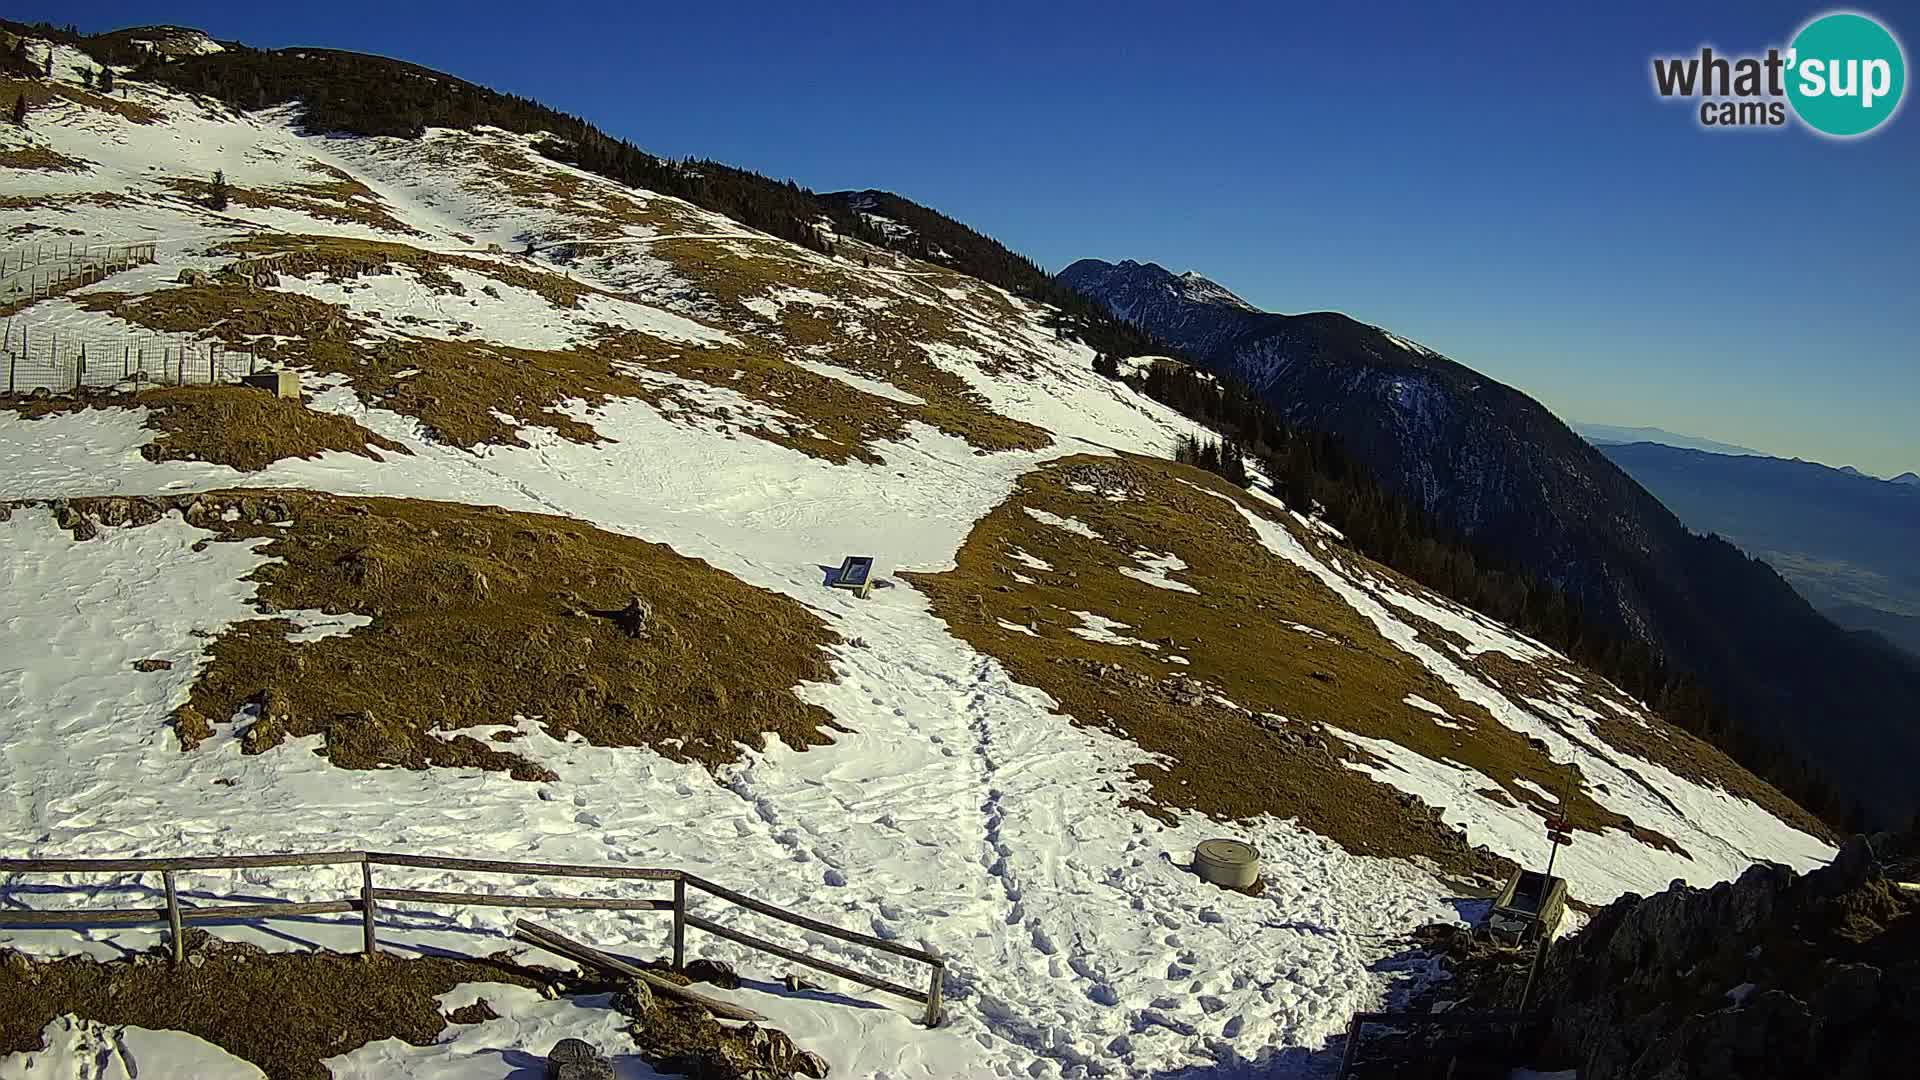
[209, 169, 229, 210]
[10, 93, 25, 127]
[98, 66, 114, 93]
[80, 67, 94, 88]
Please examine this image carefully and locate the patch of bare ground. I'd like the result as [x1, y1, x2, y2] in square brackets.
[77, 249, 1028, 460]
[0, 146, 91, 171]
[651, 235, 1050, 453]
[0, 77, 166, 124]
[216, 233, 599, 308]
[127, 490, 842, 777]
[0, 191, 136, 214]
[0, 385, 406, 471]
[159, 175, 421, 236]
[1474, 650, 1834, 841]
[1299, 551, 1825, 840]
[0, 942, 537, 1080]
[467, 141, 713, 238]
[907, 456, 1692, 880]
[0, 934, 810, 1080]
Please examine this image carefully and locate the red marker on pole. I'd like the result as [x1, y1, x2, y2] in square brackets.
[1544, 815, 1572, 879]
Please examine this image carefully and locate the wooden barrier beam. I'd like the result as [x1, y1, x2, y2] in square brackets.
[512, 919, 767, 1023]
[683, 913, 927, 1006]
[0, 851, 367, 873]
[681, 873, 939, 965]
[366, 852, 677, 881]
[179, 899, 362, 922]
[0, 908, 165, 927]
[370, 888, 665, 911]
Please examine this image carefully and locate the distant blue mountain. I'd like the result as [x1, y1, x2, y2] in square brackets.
[1573, 423, 1758, 458]
[1599, 442, 1920, 659]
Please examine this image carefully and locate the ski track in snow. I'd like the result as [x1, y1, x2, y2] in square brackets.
[0, 59, 1835, 1079]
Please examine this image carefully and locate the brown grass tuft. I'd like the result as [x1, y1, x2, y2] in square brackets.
[0, 146, 91, 171]
[173, 491, 841, 777]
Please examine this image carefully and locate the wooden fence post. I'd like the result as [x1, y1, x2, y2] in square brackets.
[163, 870, 184, 966]
[1337, 1014, 1363, 1079]
[361, 858, 378, 955]
[924, 960, 944, 1027]
[671, 875, 686, 971]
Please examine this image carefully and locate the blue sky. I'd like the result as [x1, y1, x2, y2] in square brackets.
[33, 1, 1919, 475]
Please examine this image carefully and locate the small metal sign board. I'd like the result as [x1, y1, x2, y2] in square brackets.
[832, 556, 876, 598]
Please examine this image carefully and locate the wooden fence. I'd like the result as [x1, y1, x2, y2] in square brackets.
[0, 851, 945, 1026]
[1336, 1009, 1539, 1077]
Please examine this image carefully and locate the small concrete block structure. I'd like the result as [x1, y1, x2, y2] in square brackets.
[830, 555, 877, 599]
[239, 369, 301, 400]
[1194, 838, 1260, 889]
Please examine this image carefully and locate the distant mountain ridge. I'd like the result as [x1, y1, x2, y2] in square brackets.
[1058, 256, 1920, 824]
[1574, 423, 1759, 458]
[1600, 442, 1920, 659]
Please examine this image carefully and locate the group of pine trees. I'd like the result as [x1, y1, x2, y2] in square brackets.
[1174, 433, 1251, 487]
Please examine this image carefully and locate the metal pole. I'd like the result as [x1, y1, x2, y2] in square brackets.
[164, 870, 184, 966]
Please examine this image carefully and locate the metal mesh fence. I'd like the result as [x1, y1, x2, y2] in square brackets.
[1, 329, 260, 395]
[0, 243, 158, 306]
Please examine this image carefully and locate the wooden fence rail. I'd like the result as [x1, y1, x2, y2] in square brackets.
[0, 851, 945, 1026]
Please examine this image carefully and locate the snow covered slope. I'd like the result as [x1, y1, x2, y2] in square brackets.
[1, 42, 1834, 1079]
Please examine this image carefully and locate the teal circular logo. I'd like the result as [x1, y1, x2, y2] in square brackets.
[1786, 12, 1906, 136]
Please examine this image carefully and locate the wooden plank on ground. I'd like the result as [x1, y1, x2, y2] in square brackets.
[513, 919, 767, 1023]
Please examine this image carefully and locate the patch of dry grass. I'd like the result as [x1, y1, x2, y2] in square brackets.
[0, 146, 90, 171]
[652, 236, 1050, 453]
[138, 385, 409, 471]
[217, 233, 597, 308]
[78, 249, 1026, 460]
[1473, 651, 1833, 841]
[0, 386, 407, 472]
[0, 76, 166, 124]
[0, 944, 537, 1080]
[160, 176, 421, 236]
[466, 141, 711, 239]
[0, 935, 810, 1080]
[907, 455, 1694, 879]
[163, 491, 839, 777]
